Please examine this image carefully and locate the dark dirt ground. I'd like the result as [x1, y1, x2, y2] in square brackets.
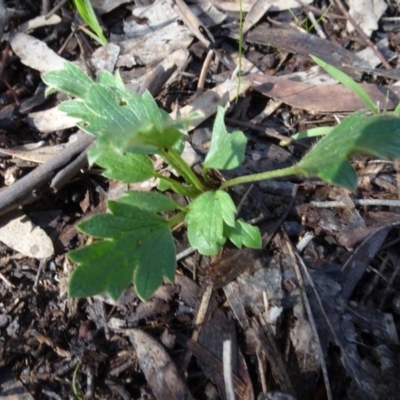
[1, 1, 400, 399]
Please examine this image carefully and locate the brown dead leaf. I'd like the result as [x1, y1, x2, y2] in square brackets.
[246, 25, 400, 81]
[9, 33, 66, 75]
[246, 25, 366, 78]
[27, 107, 80, 133]
[250, 73, 400, 113]
[0, 210, 54, 258]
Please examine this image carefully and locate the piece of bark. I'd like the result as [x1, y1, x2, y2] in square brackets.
[128, 329, 194, 400]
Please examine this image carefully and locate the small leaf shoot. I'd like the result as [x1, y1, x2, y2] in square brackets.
[43, 62, 93, 98]
[117, 191, 182, 213]
[95, 151, 154, 183]
[225, 218, 262, 249]
[293, 112, 400, 190]
[204, 106, 247, 171]
[72, 0, 107, 46]
[185, 190, 237, 255]
[310, 54, 379, 114]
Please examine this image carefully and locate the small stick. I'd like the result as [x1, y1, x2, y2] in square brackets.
[257, 349, 268, 393]
[51, 148, 90, 190]
[44, 0, 68, 20]
[176, 246, 196, 261]
[33, 258, 47, 290]
[225, 117, 309, 149]
[307, 11, 326, 39]
[236, 184, 254, 215]
[197, 49, 214, 95]
[180, 283, 213, 371]
[168, 0, 214, 49]
[393, 159, 400, 200]
[361, 254, 389, 304]
[0, 271, 15, 288]
[42, 0, 51, 14]
[223, 340, 235, 400]
[0, 132, 94, 217]
[310, 199, 400, 207]
[31, 329, 71, 358]
[296, 1, 346, 20]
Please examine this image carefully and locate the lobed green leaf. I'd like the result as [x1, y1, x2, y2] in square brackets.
[44, 62, 185, 158]
[97, 70, 125, 90]
[204, 106, 247, 171]
[217, 190, 236, 227]
[74, 84, 183, 153]
[185, 190, 237, 255]
[43, 62, 93, 98]
[225, 218, 262, 249]
[94, 150, 154, 183]
[294, 112, 400, 190]
[117, 191, 181, 213]
[69, 201, 176, 300]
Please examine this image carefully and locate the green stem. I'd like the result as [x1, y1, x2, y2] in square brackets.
[220, 165, 299, 189]
[154, 173, 200, 198]
[166, 212, 186, 228]
[160, 148, 207, 192]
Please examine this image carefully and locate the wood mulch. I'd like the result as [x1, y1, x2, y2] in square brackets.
[1, 1, 400, 399]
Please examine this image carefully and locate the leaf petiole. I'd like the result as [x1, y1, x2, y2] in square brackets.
[160, 148, 208, 192]
[166, 212, 186, 228]
[220, 165, 299, 189]
[154, 173, 201, 198]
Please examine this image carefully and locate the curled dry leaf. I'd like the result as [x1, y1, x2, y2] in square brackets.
[250, 73, 400, 113]
[9, 33, 66, 74]
[128, 328, 194, 400]
[27, 107, 80, 133]
[347, 0, 387, 37]
[16, 14, 61, 34]
[0, 210, 54, 258]
[118, 0, 193, 67]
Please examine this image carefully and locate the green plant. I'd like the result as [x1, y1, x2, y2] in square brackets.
[43, 61, 400, 301]
[289, 6, 331, 33]
[283, 53, 388, 145]
[72, 0, 107, 46]
[72, 362, 83, 400]
[310, 55, 379, 114]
